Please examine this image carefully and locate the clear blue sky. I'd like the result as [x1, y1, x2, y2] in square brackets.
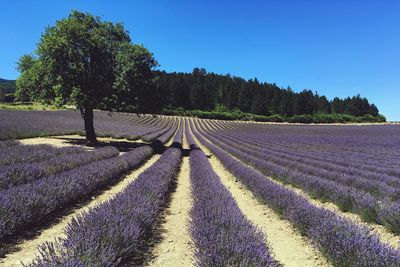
[1, 0, 399, 120]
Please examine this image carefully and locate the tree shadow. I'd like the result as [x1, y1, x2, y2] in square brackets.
[50, 136, 149, 153]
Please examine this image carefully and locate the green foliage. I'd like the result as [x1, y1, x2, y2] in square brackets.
[0, 102, 67, 110]
[162, 108, 385, 123]
[156, 69, 382, 119]
[15, 10, 157, 143]
[16, 57, 54, 102]
[213, 103, 230, 112]
[295, 90, 315, 115]
[16, 10, 157, 113]
[110, 43, 159, 113]
[289, 114, 314, 123]
[0, 79, 16, 93]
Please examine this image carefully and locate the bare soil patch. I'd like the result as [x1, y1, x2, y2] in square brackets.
[18, 134, 88, 147]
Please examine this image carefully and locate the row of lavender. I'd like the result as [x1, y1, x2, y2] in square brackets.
[225, 121, 400, 170]
[0, 143, 88, 167]
[28, 121, 277, 266]
[0, 116, 179, 192]
[186, 127, 278, 266]
[204, 121, 398, 202]
[217, 121, 400, 181]
[0, 146, 119, 189]
[28, 120, 277, 266]
[214, 124, 400, 199]
[215, 121, 400, 180]
[191, 119, 400, 266]
[30, 121, 184, 266]
[0, 145, 153, 240]
[0, 118, 180, 242]
[0, 109, 176, 142]
[201, 120, 400, 234]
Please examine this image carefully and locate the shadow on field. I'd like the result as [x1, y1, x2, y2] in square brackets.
[51, 136, 150, 153]
[34, 135, 193, 156]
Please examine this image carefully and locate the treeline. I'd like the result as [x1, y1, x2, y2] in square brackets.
[0, 78, 17, 102]
[6, 67, 386, 123]
[156, 68, 380, 118]
[0, 78, 16, 93]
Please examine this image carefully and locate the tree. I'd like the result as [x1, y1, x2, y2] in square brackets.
[331, 97, 344, 113]
[111, 43, 158, 113]
[0, 89, 5, 102]
[16, 55, 55, 102]
[16, 10, 157, 145]
[295, 90, 315, 115]
[369, 104, 379, 116]
[315, 93, 331, 114]
[279, 87, 295, 116]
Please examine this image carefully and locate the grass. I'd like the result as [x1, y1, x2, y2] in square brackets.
[0, 102, 73, 111]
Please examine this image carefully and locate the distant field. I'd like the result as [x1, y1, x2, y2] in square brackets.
[0, 109, 399, 266]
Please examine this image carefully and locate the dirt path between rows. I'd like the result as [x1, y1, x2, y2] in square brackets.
[147, 157, 193, 267]
[0, 155, 160, 267]
[147, 121, 194, 267]
[190, 126, 330, 267]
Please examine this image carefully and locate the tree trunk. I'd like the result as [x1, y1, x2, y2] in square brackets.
[81, 106, 98, 146]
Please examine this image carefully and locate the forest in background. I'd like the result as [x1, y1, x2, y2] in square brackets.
[0, 68, 385, 123]
[156, 68, 385, 122]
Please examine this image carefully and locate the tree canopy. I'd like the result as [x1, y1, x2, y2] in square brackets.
[157, 69, 380, 117]
[16, 10, 158, 145]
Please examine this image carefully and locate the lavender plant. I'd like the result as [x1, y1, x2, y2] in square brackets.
[0, 146, 119, 190]
[0, 110, 175, 141]
[30, 146, 182, 266]
[0, 144, 86, 167]
[172, 118, 184, 145]
[191, 120, 400, 267]
[199, 120, 400, 231]
[0, 145, 153, 240]
[189, 145, 277, 266]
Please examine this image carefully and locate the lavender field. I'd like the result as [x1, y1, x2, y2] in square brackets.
[0, 109, 399, 267]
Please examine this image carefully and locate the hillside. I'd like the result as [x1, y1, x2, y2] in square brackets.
[0, 78, 16, 93]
